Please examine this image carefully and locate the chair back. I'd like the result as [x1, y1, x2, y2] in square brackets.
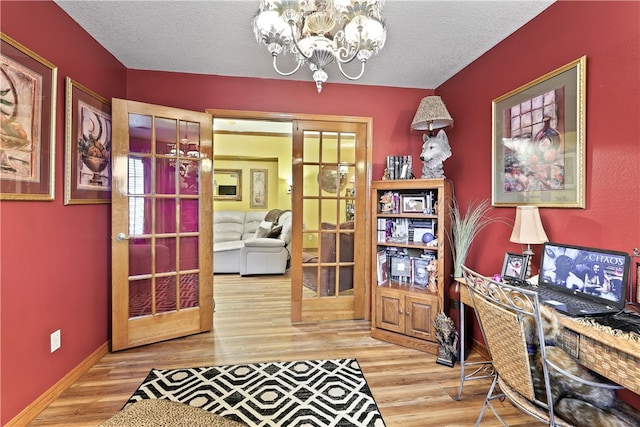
[461, 266, 556, 417]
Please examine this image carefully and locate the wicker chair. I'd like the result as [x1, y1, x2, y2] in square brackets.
[461, 265, 622, 426]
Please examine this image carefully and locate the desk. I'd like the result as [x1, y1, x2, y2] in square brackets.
[456, 278, 640, 397]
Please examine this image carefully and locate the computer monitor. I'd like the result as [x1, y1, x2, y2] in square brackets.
[539, 242, 630, 306]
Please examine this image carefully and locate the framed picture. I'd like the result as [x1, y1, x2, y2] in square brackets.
[250, 168, 267, 208]
[390, 254, 410, 282]
[1, 33, 57, 201]
[400, 195, 426, 213]
[492, 56, 586, 208]
[501, 252, 529, 281]
[64, 77, 112, 204]
[411, 257, 430, 289]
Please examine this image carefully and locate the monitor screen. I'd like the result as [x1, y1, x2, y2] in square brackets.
[539, 242, 630, 304]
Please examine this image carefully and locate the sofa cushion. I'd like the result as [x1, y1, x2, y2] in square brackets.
[244, 237, 285, 248]
[255, 221, 273, 238]
[243, 211, 269, 239]
[278, 211, 293, 244]
[214, 240, 245, 252]
[267, 225, 283, 238]
[214, 211, 245, 243]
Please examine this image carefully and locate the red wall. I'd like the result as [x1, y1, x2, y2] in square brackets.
[437, 0, 640, 406]
[0, 1, 127, 424]
[438, 1, 639, 275]
[1, 0, 639, 424]
[125, 70, 432, 178]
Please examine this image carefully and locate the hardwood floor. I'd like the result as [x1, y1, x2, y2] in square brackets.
[29, 274, 538, 426]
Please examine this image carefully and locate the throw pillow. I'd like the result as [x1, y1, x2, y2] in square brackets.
[255, 221, 273, 238]
[267, 225, 283, 238]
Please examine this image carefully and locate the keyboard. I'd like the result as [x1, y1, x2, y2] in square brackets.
[592, 312, 640, 335]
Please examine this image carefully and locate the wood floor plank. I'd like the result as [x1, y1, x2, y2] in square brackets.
[27, 274, 538, 426]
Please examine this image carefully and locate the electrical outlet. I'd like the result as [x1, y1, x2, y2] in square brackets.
[308, 234, 313, 241]
[50, 329, 61, 353]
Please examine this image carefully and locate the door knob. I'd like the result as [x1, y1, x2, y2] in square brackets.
[115, 232, 129, 241]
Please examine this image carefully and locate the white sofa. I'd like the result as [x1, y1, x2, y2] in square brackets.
[213, 210, 292, 275]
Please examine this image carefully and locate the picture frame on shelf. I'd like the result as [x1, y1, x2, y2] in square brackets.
[1, 33, 57, 201]
[250, 168, 267, 208]
[501, 252, 529, 281]
[389, 253, 410, 283]
[401, 195, 426, 214]
[64, 77, 112, 204]
[411, 257, 430, 289]
[492, 56, 586, 208]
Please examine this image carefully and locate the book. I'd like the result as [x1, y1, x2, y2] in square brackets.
[376, 250, 388, 285]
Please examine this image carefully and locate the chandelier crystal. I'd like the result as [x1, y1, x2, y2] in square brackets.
[253, 0, 387, 93]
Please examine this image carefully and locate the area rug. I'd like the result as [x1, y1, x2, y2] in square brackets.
[126, 358, 385, 426]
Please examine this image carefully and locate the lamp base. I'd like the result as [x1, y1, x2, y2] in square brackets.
[523, 245, 534, 279]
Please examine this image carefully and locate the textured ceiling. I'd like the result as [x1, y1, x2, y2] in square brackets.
[54, 0, 555, 90]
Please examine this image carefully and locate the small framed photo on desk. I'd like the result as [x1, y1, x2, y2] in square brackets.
[501, 252, 529, 281]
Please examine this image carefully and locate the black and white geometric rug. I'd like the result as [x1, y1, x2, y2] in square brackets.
[127, 358, 386, 426]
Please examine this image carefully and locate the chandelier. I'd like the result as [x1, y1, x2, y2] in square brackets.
[253, 0, 387, 93]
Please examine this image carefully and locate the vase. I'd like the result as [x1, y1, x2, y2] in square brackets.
[448, 278, 461, 357]
[535, 116, 560, 156]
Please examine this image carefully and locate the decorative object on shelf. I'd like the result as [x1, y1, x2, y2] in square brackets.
[252, 0, 387, 93]
[379, 191, 394, 213]
[64, 77, 112, 204]
[1, 33, 57, 201]
[418, 130, 452, 179]
[509, 205, 548, 278]
[448, 198, 505, 278]
[433, 312, 458, 367]
[411, 96, 454, 179]
[492, 56, 586, 208]
[421, 232, 435, 244]
[426, 259, 438, 293]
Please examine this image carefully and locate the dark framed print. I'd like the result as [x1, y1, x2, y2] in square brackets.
[1, 33, 57, 200]
[501, 252, 529, 281]
[64, 77, 112, 204]
[400, 195, 426, 213]
[492, 56, 586, 208]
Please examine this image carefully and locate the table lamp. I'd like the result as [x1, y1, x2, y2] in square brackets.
[509, 206, 548, 278]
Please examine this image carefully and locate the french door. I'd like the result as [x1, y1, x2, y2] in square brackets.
[291, 119, 368, 322]
[111, 99, 213, 351]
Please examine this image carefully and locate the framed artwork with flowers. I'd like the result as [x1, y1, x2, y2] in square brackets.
[64, 77, 112, 204]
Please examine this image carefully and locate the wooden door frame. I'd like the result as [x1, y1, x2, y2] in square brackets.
[205, 109, 373, 320]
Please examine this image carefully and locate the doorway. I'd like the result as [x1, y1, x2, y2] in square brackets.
[207, 109, 373, 323]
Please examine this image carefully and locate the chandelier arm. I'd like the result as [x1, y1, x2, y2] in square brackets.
[272, 54, 304, 76]
[337, 60, 366, 81]
[288, 22, 313, 61]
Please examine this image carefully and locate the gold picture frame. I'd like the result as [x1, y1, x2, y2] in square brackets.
[250, 168, 267, 208]
[1, 33, 57, 201]
[492, 56, 586, 208]
[64, 77, 112, 204]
